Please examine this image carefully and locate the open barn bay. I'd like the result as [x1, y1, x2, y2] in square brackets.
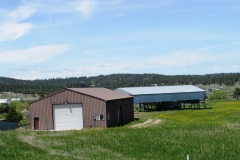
[1, 100, 240, 160]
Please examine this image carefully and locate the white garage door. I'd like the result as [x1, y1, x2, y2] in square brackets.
[53, 104, 83, 130]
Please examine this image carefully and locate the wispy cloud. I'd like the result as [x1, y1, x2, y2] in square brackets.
[76, 0, 97, 17]
[83, 46, 142, 55]
[230, 65, 240, 68]
[81, 43, 240, 75]
[22, 0, 97, 17]
[0, 23, 33, 42]
[98, 65, 107, 67]
[12, 62, 136, 79]
[212, 65, 221, 70]
[144, 43, 240, 69]
[145, 62, 158, 66]
[96, 0, 170, 13]
[0, 45, 71, 65]
[13, 69, 84, 80]
[0, 5, 35, 42]
[21, 0, 166, 18]
[6, 5, 35, 22]
[10, 43, 240, 79]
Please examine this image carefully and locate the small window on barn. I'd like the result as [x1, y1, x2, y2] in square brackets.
[108, 113, 110, 120]
[96, 114, 104, 121]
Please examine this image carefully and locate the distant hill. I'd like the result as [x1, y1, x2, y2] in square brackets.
[0, 73, 240, 95]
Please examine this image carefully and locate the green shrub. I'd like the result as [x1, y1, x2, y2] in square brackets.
[5, 107, 23, 122]
[234, 87, 240, 99]
[9, 101, 29, 113]
[209, 90, 228, 100]
[0, 104, 10, 113]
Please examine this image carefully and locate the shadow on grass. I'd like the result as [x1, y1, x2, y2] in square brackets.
[183, 107, 212, 110]
[141, 107, 213, 112]
[108, 118, 141, 128]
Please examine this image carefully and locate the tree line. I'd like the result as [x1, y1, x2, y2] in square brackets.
[0, 73, 240, 95]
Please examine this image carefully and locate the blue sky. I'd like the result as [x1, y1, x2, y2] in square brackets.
[0, 0, 240, 80]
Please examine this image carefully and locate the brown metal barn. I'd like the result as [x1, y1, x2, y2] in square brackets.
[30, 88, 134, 130]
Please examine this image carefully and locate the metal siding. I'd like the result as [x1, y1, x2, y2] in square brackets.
[65, 90, 107, 128]
[106, 97, 134, 127]
[134, 92, 205, 103]
[33, 95, 53, 130]
[30, 90, 107, 130]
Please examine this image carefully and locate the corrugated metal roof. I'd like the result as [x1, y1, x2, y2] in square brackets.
[116, 85, 205, 95]
[68, 88, 132, 101]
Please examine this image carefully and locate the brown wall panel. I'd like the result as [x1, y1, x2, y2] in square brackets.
[30, 94, 54, 130]
[30, 90, 107, 130]
[106, 97, 134, 127]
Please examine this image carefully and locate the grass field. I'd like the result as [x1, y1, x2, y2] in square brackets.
[1, 100, 240, 160]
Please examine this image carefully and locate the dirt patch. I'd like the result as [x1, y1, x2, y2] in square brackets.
[226, 123, 240, 129]
[17, 131, 48, 150]
[18, 135, 35, 146]
[132, 119, 161, 128]
[153, 119, 161, 124]
[132, 119, 153, 128]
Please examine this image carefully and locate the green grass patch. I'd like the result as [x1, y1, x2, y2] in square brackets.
[1, 100, 240, 159]
[159, 100, 240, 125]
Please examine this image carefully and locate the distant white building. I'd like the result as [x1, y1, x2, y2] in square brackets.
[0, 99, 10, 104]
[11, 98, 23, 101]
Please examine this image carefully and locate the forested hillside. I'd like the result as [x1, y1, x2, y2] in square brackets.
[0, 73, 240, 95]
